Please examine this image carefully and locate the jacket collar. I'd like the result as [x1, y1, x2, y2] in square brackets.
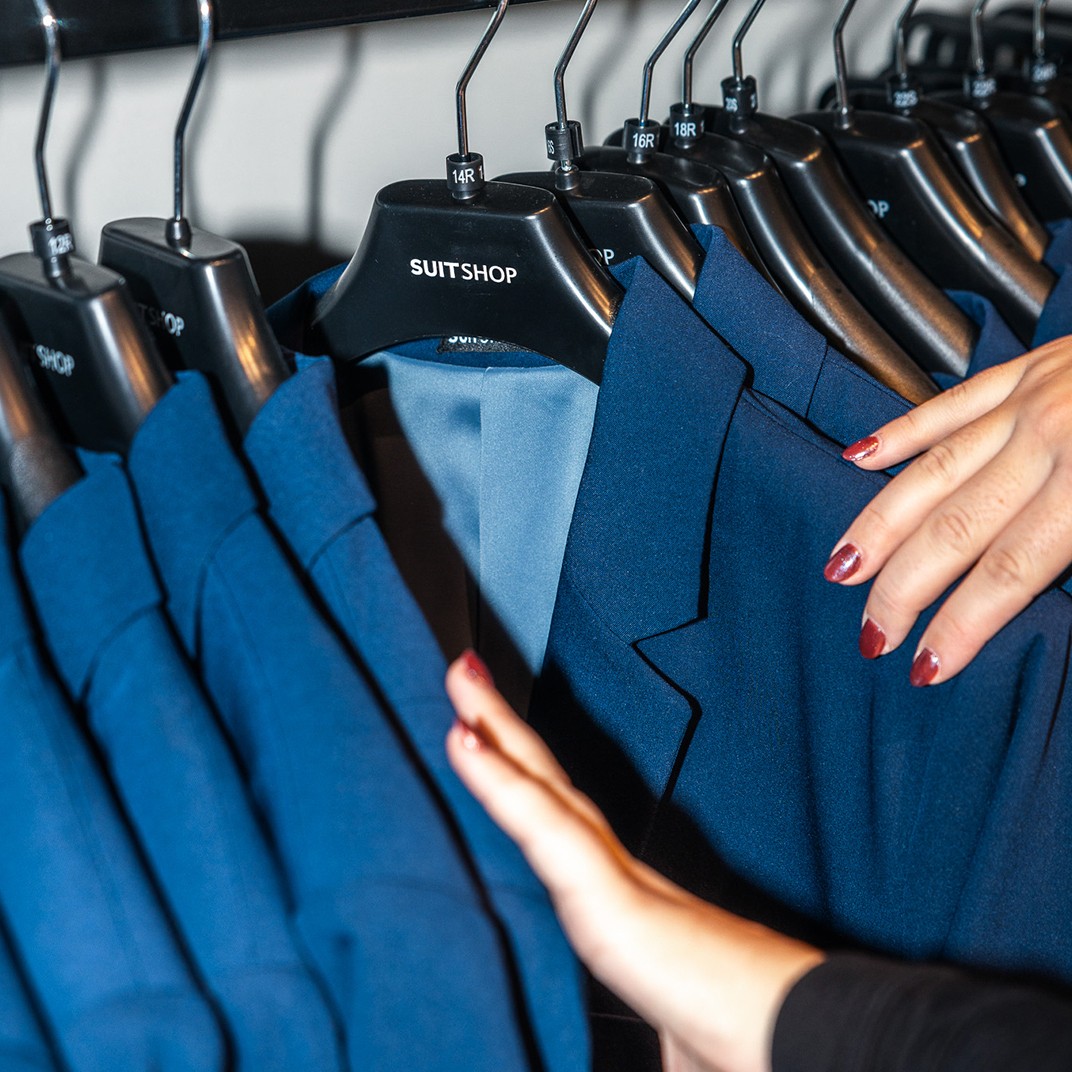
[558, 256, 748, 645]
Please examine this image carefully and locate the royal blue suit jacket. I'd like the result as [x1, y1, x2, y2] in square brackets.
[19, 457, 344, 1072]
[0, 499, 224, 1072]
[0, 923, 61, 1072]
[242, 352, 589, 1072]
[123, 375, 539, 1072]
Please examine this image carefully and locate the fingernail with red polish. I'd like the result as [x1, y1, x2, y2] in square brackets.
[910, 648, 941, 688]
[462, 649, 494, 688]
[824, 544, 862, 583]
[843, 436, 880, 463]
[858, 618, 886, 660]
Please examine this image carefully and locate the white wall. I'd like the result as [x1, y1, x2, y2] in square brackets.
[0, 0, 975, 301]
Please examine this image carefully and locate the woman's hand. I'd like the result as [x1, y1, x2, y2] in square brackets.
[826, 339, 1072, 686]
[444, 652, 823, 1072]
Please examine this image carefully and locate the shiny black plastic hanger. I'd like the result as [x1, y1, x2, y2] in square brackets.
[0, 0, 172, 455]
[931, 0, 1072, 223]
[848, 0, 1049, 262]
[313, 0, 622, 385]
[682, 0, 967, 385]
[1006, 2, 1072, 134]
[578, 0, 771, 281]
[0, 319, 80, 533]
[496, 0, 702, 300]
[99, 0, 289, 437]
[796, 0, 1055, 347]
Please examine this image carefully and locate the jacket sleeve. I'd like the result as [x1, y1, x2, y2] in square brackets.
[772, 952, 1072, 1072]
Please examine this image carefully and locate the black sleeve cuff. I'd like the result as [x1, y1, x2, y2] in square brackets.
[772, 952, 1072, 1072]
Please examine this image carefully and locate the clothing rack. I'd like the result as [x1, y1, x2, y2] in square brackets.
[0, 0, 556, 69]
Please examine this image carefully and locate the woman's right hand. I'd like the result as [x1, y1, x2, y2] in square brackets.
[444, 652, 824, 1072]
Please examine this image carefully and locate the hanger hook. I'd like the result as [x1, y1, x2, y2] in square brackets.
[456, 0, 510, 159]
[731, 0, 766, 84]
[31, 0, 60, 224]
[893, 0, 920, 80]
[554, 0, 598, 130]
[172, 0, 214, 241]
[970, 0, 990, 75]
[1034, 0, 1049, 61]
[832, 0, 860, 128]
[681, 0, 736, 106]
[638, 0, 704, 125]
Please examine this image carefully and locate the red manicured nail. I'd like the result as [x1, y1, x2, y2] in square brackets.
[910, 648, 941, 688]
[843, 436, 880, 462]
[824, 544, 862, 583]
[858, 618, 886, 660]
[462, 649, 494, 688]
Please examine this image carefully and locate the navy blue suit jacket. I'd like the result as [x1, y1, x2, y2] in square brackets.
[270, 251, 1072, 1064]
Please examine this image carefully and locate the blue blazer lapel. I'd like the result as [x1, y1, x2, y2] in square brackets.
[535, 258, 748, 851]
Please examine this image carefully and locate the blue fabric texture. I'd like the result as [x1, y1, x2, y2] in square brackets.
[272, 254, 1072, 990]
[0, 926, 61, 1072]
[687, 225, 1027, 440]
[124, 374, 537, 1072]
[536, 257, 1072, 982]
[242, 340, 591, 1072]
[19, 458, 344, 1072]
[0, 503, 224, 1072]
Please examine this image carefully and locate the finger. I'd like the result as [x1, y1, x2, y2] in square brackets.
[908, 467, 1072, 685]
[843, 358, 1027, 470]
[859, 436, 1054, 656]
[445, 651, 572, 788]
[445, 721, 635, 926]
[825, 407, 1016, 586]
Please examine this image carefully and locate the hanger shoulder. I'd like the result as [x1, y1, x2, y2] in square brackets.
[313, 180, 623, 384]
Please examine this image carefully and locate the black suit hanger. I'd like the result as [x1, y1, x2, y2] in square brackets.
[795, 0, 1055, 347]
[496, 0, 702, 301]
[930, 0, 1072, 223]
[676, 0, 965, 386]
[576, 0, 771, 283]
[99, 0, 289, 437]
[1005, 2, 1072, 149]
[846, 0, 1049, 262]
[0, 317, 80, 534]
[313, 0, 622, 385]
[0, 0, 172, 455]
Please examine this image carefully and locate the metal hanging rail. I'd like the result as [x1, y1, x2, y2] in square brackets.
[0, 0, 557, 69]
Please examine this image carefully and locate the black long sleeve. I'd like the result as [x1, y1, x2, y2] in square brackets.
[772, 953, 1072, 1072]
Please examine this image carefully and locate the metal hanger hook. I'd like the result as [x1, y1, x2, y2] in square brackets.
[893, 0, 921, 80]
[833, 0, 860, 127]
[970, 0, 991, 75]
[731, 0, 766, 84]
[554, 0, 598, 129]
[456, 0, 510, 159]
[1035, 0, 1049, 61]
[681, 0, 736, 106]
[173, 0, 215, 231]
[639, 0, 704, 124]
[31, 0, 60, 223]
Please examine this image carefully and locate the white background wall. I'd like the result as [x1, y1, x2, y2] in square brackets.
[0, 0, 974, 302]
